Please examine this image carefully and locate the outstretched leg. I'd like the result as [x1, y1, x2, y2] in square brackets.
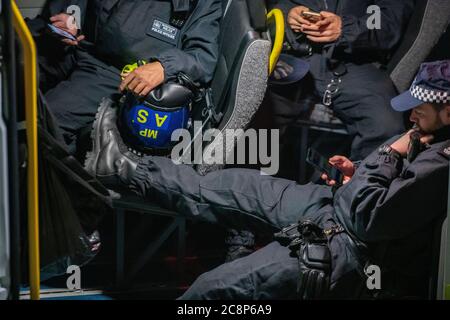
[179, 241, 299, 300]
[130, 156, 333, 230]
[86, 108, 334, 230]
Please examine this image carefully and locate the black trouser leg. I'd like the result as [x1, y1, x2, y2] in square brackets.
[44, 53, 121, 154]
[179, 241, 299, 299]
[130, 156, 333, 231]
[34, 35, 78, 93]
[130, 156, 333, 299]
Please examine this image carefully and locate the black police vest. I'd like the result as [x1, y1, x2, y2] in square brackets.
[87, 0, 195, 68]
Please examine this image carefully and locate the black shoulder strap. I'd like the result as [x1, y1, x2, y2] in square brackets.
[437, 140, 450, 160]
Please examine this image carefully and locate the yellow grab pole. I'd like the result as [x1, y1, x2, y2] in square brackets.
[267, 9, 285, 75]
[11, 0, 40, 300]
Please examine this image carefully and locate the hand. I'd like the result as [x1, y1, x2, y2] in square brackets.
[320, 155, 354, 186]
[301, 11, 342, 43]
[287, 6, 313, 32]
[50, 13, 85, 46]
[119, 62, 165, 97]
[390, 129, 434, 157]
[272, 59, 294, 80]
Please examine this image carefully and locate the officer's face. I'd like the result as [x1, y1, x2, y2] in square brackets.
[410, 103, 450, 133]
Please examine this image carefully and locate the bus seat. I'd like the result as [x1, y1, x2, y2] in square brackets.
[388, 0, 450, 93]
[436, 217, 448, 300]
[195, 0, 271, 175]
[16, 0, 46, 19]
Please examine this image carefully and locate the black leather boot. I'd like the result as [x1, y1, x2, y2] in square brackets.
[85, 98, 140, 186]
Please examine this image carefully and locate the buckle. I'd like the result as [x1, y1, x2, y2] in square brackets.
[323, 224, 345, 237]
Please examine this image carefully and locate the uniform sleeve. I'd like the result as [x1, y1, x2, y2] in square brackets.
[26, 0, 86, 36]
[152, 0, 222, 85]
[335, 0, 415, 54]
[334, 146, 449, 243]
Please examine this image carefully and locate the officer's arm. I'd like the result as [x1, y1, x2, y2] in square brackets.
[26, 0, 87, 36]
[334, 148, 449, 243]
[335, 0, 415, 54]
[152, 0, 222, 85]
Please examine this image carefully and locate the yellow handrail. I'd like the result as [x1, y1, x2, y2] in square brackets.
[267, 9, 285, 75]
[11, 0, 40, 300]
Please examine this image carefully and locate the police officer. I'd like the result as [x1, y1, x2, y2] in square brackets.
[85, 60, 450, 299]
[28, 0, 222, 154]
[268, 0, 415, 160]
[86, 60, 450, 298]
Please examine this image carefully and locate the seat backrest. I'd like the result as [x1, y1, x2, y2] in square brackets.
[16, 0, 47, 19]
[388, 0, 450, 92]
[194, 0, 271, 174]
[432, 162, 450, 300]
[209, 0, 269, 122]
[436, 217, 448, 299]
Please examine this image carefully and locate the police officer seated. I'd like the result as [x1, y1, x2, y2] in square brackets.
[266, 0, 415, 161]
[85, 60, 450, 299]
[27, 0, 222, 155]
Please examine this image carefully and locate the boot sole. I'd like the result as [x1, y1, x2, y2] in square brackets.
[84, 98, 116, 175]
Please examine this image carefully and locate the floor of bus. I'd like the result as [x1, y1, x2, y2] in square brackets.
[21, 215, 234, 300]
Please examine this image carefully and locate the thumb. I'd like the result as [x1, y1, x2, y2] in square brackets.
[329, 155, 346, 164]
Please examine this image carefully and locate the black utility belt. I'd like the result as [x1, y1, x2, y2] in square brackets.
[274, 220, 345, 300]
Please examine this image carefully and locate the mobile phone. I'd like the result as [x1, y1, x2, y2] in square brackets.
[306, 148, 344, 185]
[407, 131, 425, 162]
[47, 23, 77, 41]
[301, 11, 323, 22]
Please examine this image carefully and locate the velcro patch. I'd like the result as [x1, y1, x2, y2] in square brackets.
[438, 141, 450, 159]
[147, 17, 179, 45]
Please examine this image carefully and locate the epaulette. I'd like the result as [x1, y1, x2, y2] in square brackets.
[437, 140, 450, 159]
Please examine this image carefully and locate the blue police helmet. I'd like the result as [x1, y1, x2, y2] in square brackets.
[118, 82, 193, 154]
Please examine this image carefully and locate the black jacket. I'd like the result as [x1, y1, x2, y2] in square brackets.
[333, 126, 450, 282]
[28, 0, 222, 84]
[273, 0, 415, 58]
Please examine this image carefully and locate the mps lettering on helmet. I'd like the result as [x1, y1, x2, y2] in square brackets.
[137, 109, 149, 124]
[139, 129, 159, 139]
[134, 107, 170, 130]
[123, 102, 189, 149]
[155, 114, 169, 128]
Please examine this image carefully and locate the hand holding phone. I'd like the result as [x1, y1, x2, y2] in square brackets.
[301, 11, 323, 23]
[306, 148, 344, 186]
[47, 23, 77, 41]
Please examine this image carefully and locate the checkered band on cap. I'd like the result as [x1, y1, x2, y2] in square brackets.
[410, 85, 449, 103]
